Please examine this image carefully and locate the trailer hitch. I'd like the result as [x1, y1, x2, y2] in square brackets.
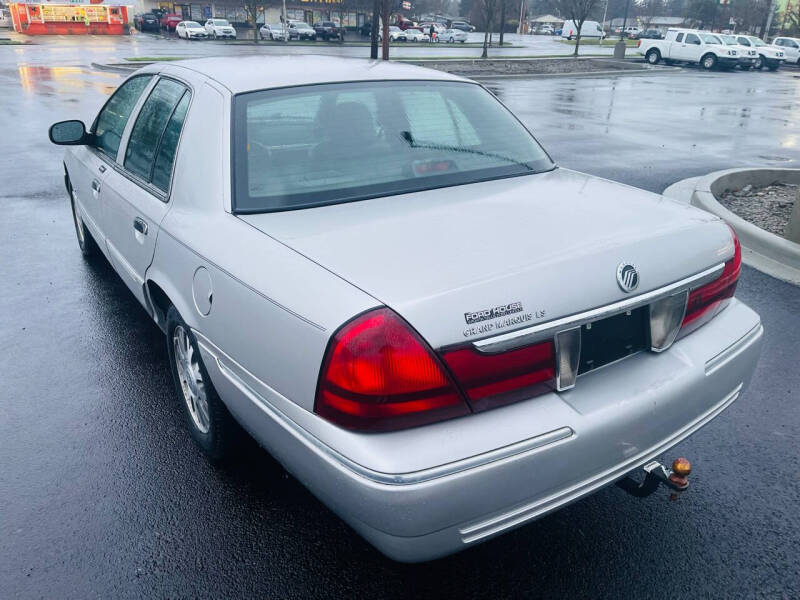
[616, 458, 692, 501]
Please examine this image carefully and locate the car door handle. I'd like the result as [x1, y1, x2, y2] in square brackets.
[133, 217, 148, 235]
[98, 164, 106, 173]
[91, 179, 101, 192]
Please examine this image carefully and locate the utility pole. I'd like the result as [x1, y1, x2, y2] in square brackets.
[764, 0, 777, 37]
[517, 0, 525, 35]
[282, 0, 287, 42]
[381, 0, 389, 60]
[600, 0, 609, 44]
[370, 0, 379, 58]
[614, 0, 630, 58]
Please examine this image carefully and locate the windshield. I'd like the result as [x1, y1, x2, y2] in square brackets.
[750, 37, 765, 46]
[296, 23, 312, 28]
[720, 34, 737, 45]
[212, 19, 229, 25]
[232, 81, 553, 213]
[700, 33, 722, 44]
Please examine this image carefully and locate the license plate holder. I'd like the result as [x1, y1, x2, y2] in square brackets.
[578, 306, 650, 375]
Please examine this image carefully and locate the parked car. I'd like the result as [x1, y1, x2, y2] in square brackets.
[738, 35, 784, 70]
[382, 26, 407, 42]
[624, 26, 641, 38]
[638, 28, 737, 70]
[260, 23, 288, 41]
[438, 28, 468, 43]
[561, 20, 605, 40]
[160, 13, 182, 31]
[49, 55, 761, 563]
[288, 20, 316, 40]
[534, 24, 554, 35]
[404, 29, 430, 42]
[639, 29, 663, 39]
[718, 34, 758, 69]
[204, 18, 236, 39]
[359, 21, 373, 36]
[771, 36, 800, 65]
[313, 21, 344, 40]
[449, 20, 475, 32]
[419, 22, 447, 35]
[175, 21, 208, 39]
[134, 13, 160, 32]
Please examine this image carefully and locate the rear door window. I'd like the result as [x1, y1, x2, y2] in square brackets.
[676, 33, 683, 42]
[93, 75, 153, 160]
[123, 78, 190, 193]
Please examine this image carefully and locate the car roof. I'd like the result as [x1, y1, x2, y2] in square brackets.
[163, 56, 467, 93]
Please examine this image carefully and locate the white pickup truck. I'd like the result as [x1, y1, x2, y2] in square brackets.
[637, 28, 739, 70]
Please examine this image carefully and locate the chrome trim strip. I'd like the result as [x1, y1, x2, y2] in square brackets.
[705, 322, 763, 375]
[194, 331, 573, 486]
[473, 263, 725, 354]
[459, 383, 743, 544]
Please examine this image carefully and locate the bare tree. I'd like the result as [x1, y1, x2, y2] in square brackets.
[553, 0, 601, 56]
[242, 0, 265, 43]
[637, 0, 663, 30]
[480, 0, 499, 57]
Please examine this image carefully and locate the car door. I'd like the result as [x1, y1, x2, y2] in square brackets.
[784, 39, 800, 62]
[675, 32, 701, 61]
[68, 74, 154, 249]
[102, 77, 191, 307]
[204, 19, 212, 34]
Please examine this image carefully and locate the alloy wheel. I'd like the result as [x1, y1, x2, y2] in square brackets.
[173, 325, 210, 434]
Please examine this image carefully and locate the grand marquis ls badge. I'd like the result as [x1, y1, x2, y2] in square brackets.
[616, 263, 640, 293]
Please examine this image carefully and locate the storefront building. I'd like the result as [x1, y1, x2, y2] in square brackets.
[9, 0, 130, 34]
[140, 0, 367, 28]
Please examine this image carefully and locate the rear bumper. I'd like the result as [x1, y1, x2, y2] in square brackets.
[198, 299, 762, 562]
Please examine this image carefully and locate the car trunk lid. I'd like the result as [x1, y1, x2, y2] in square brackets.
[239, 168, 732, 350]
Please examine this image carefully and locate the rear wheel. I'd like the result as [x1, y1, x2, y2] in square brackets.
[166, 306, 240, 462]
[646, 49, 660, 65]
[754, 56, 764, 70]
[701, 53, 717, 70]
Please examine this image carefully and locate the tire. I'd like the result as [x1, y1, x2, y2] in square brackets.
[646, 49, 660, 65]
[754, 56, 763, 70]
[449, 36, 454, 43]
[166, 306, 239, 462]
[701, 53, 716, 70]
[212, 31, 217, 39]
[66, 175, 98, 259]
[768, 64, 779, 71]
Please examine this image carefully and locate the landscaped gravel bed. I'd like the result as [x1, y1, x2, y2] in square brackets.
[719, 183, 796, 236]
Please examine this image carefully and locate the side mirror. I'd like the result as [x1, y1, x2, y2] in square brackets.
[49, 120, 88, 145]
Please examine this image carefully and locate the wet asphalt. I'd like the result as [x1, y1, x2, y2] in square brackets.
[1, 36, 799, 599]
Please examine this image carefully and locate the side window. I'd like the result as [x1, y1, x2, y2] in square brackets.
[685, 33, 700, 45]
[93, 75, 153, 159]
[791, 40, 799, 48]
[676, 33, 683, 42]
[124, 78, 189, 191]
[151, 93, 190, 192]
[775, 39, 784, 46]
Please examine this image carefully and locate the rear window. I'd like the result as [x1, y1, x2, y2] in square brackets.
[232, 81, 553, 213]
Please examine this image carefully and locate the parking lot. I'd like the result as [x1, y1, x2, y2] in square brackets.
[1, 35, 799, 598]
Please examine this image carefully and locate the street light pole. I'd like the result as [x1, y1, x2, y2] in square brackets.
[600, 0, 609, 45]
[614, 0, 630, 58]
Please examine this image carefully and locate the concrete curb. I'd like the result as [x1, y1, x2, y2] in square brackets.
[664, 168, 800, 285]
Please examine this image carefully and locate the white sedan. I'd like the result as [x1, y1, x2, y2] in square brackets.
[48, 56, 762, 563]
[204, 18, 236, 39]
[404, 29, 430, 42]
[259, 23, 288, 41]
[438, 28, 468, 43]
[175, 21, 208, 39]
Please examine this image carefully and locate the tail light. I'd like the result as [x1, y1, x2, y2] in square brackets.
[441, 342, 555, 412]
[679, 225, 741, 338]
[315, 308, 470, 432]
[637, 40, 641, 47]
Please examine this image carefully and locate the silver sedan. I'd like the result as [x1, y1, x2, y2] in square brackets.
[49, 56, 762, 562]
